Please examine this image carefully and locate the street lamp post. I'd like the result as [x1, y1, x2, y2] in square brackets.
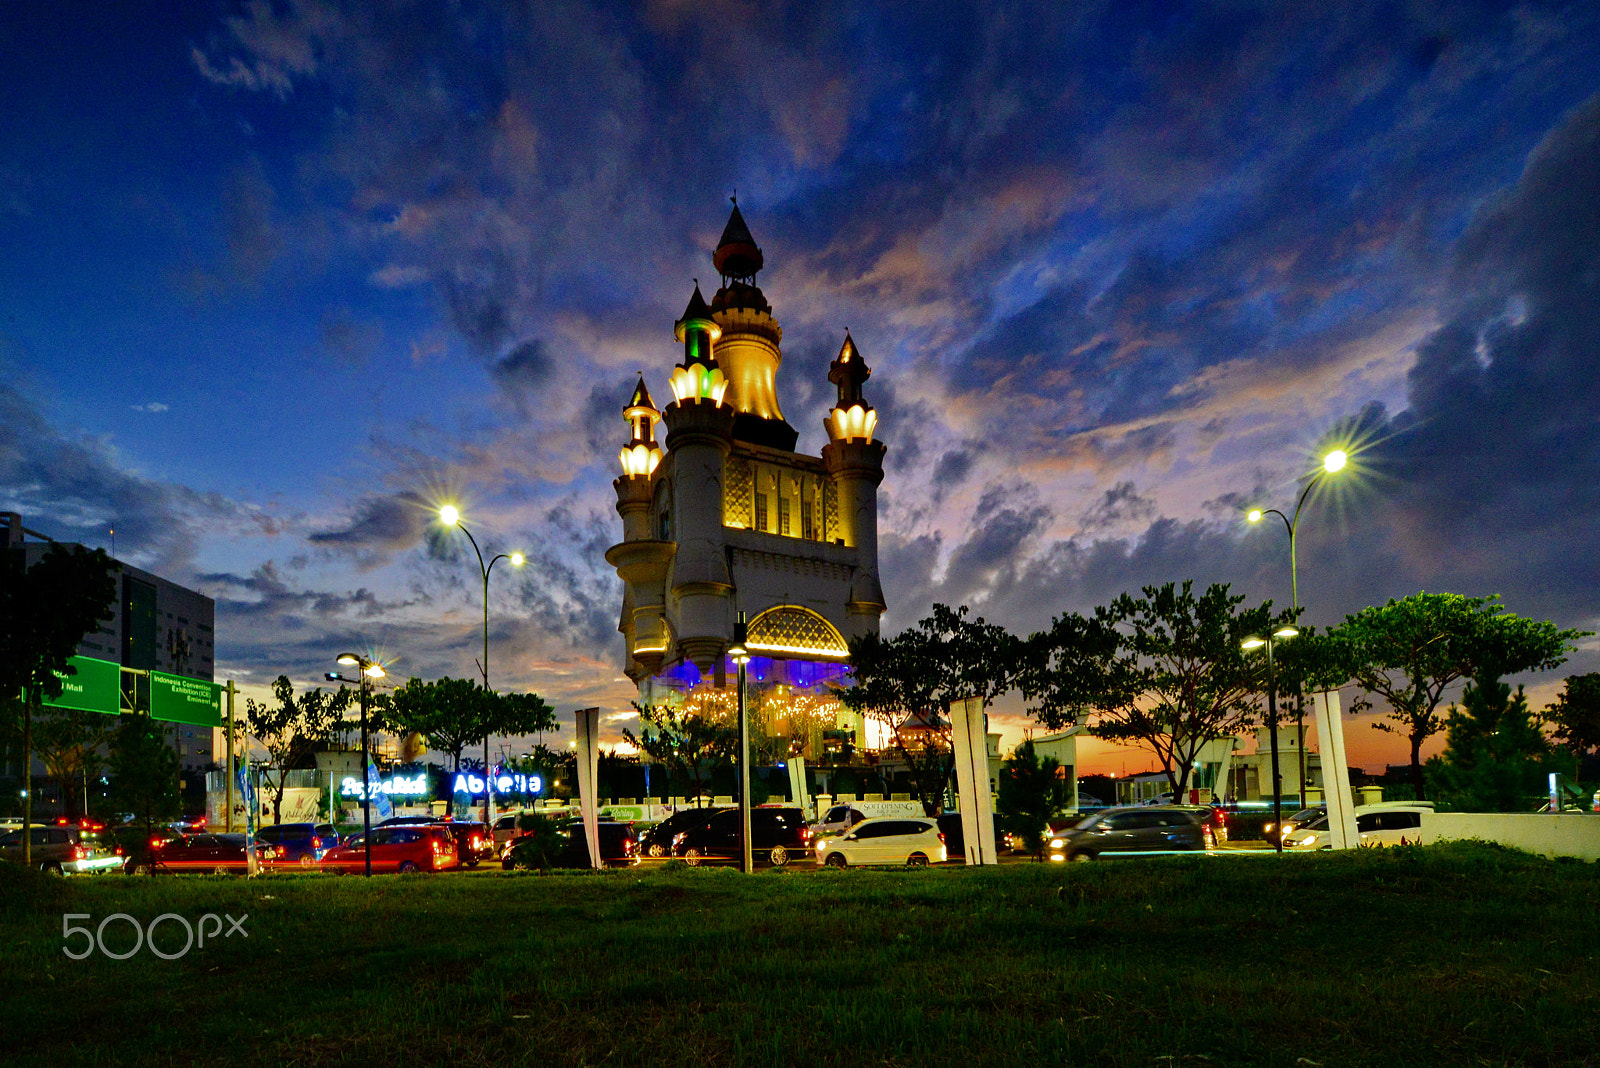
[332, 653, 386, 877]
[1242, 627, 1299, 854]
[1248, 449, 1346, 807]
[439, 506, 524, 829]
[729, 612, 753, 875]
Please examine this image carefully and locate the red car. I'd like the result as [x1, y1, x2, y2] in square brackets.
[150, 833, 281, 874]
[320, 825, 459, 874]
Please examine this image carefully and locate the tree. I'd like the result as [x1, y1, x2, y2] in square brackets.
[1426, 670, 1572, 812]
[1328, 593, 1584, 801]
[32, 706, 118, 819]
[622, 701, 737, 804]
[1543, 674, 1600, 764]
[106, 712, 181, 876]
[382, 677, 556, 772]
[0, 542, 117, 865]
[240, 676, 351, 826]
[995, 740, 1071, 857]
[1022, 581, 1286, 804]
[841, 604, 1021, 817]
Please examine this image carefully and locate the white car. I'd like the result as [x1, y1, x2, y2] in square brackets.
[1286, 802, 1433, 849]
[815, 816, 946, 868]
[808, 804, 869, 841]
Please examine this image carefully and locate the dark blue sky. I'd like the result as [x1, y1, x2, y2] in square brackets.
[4, 1, 1598, 768]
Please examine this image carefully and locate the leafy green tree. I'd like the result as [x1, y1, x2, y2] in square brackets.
[996, 740, 1071, 857]
[0, 542, 117, 864]
[106, 712, 181, 876]
[33, 706, 118, 819]
[1328, 593, 1584, 800]
[842, 604, 1020, 816]
[382, 677, 555, 772]
[240, 676, 352, 826]
[1022, 581, 1286, 804]
[503, 811, 568, 872]
[1543, 674, 1600, 765]
[622, 701, 736, 804]
[1426, 671, 1572, 812]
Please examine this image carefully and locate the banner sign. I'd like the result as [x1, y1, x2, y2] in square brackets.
[575, 708, 602, 869]
[150, 671, 224, 727]
[41, 656, 123, 715]
[950, 696, 999, 865]
[366, 762, 395, 821]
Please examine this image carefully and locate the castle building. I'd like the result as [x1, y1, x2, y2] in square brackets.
[606, 203, 886, 721]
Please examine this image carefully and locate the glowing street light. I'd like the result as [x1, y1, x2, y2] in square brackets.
[728, 613, 753, 874]
[331, 653, 386, 877]
[1246, 449, 1347, 805]
[438, 505, 526, 827]
[1241, 626, 1298, 854]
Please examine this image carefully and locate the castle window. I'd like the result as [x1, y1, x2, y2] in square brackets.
[779, 497, 791, 536]
[802, 500, 815, 541]
[660, 511, 672, 540]
[755, 494, 768, 533]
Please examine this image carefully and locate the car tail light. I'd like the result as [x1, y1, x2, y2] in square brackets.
[471, 836, 484, 850]
[433, 839, 447, 854]
[800, 827, 811, 843]
[71, 845, 86, 861]
[312, 836, 322, 849]
[937, 832, 946, 844]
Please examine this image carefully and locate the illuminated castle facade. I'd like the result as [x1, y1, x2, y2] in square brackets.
[606, 203, 886, 709]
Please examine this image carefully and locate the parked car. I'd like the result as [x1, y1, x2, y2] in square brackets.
[320, 825, 459, 873]
[1176, 804, 1229, 847]
[935, 813, 1013, 861]
[254, 823, 341, 867]
[502, 819, 639, 869]
[1073, 793, 1113, 815]
[1285, 803, 1433, 850]
[374, 816, 495, 867]
[809, 804, 871, 841]
[1263, 806, 1325, 846]
[492, 812, 539, 847]
[441, 821, 496, 868]
[149, 833, 282, 874]
[815, 816, 945, 868]
[637, 807, 728, 858]
[672, 807, 811, 867]
[105, 824, 180, 874]
[0, 824, 125, 875]
[1047, 806, 1207, 861]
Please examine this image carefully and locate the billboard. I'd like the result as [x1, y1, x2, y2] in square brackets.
[41, 656, 122, 715]
[150, 671, 224, 728]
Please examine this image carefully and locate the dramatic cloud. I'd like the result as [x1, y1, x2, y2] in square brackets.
[7, 2, 1600, 763]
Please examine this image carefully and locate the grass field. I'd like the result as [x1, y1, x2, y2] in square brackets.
[1, 843, 1596, 1067]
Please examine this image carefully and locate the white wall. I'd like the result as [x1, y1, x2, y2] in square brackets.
[1420, 812, 1600, 862]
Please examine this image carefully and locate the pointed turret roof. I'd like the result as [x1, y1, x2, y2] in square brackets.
[679, 282, 713, 323]
[713, 197, 764, 281]
[829, 330, 872, 408]
[625, 374, 658, 414]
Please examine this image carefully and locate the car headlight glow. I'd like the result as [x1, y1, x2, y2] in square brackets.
[1049, 838, 1064, 849]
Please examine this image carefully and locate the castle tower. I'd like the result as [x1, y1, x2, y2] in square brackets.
[607, 203, 887, 702]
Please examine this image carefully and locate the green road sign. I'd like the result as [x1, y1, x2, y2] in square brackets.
[42, 656, 123, 716]
[151, 671, 223, 728]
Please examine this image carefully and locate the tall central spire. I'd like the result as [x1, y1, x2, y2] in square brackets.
[714, 196, 764, 284]
[705, 202, 795, 450]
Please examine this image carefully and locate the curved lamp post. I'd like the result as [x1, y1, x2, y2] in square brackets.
[729, 612, 753, 874]
[439, 505, 524, 828]
[331, 653, 386, 877]
[1242, 626, 1299, 854]
[1247, 448, 1346, 805]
